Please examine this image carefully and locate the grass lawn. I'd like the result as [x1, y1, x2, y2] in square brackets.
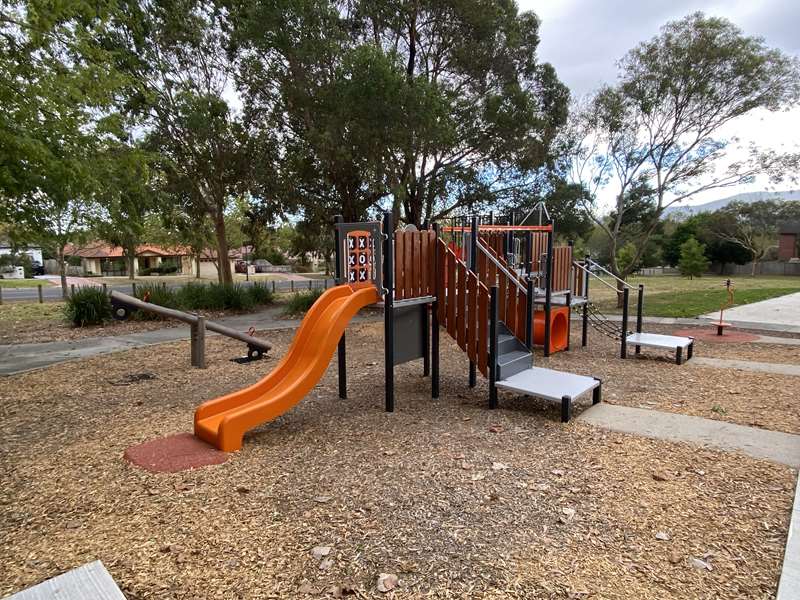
[0, 278, 53, 288]
[0, 301, 65, 322]
[591, 274, 800, 317]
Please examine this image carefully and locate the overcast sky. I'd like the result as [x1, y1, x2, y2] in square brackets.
[519, 0, 800, 205]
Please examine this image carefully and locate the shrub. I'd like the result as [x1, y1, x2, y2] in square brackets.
[247, 281, 275, 305]
[176, 282, 261, 311]
[63, 287, 112, 326]
[133, 283, 180, 319]
[283, 288, 324, 316]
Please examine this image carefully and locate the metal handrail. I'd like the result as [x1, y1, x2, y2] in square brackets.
[585, 258, 634, 290]
[476, 240, 527, 295]
[572, 261, 619, 293]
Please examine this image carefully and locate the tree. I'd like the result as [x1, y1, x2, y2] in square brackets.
[678, 237, 710, 279]
[94, 143, 159, 279]
[0, 0, 122, 296]
[713, 200, 784, 275]
[106, 0, 268, 284]
[563, 13, 800, 287]
[233, 0, 569, 225]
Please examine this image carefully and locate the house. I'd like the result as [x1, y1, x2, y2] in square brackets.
[197, 246, 249, 279]
[0, 239, 43, 264]
[778, 223, 800, 262]
[63, 242, 194, 276]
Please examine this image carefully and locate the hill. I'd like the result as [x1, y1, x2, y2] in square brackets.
[663, 190, 800, 218]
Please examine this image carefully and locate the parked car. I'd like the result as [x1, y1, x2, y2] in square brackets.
[31, 261, 45, 276]
[234, 260, 248, 274]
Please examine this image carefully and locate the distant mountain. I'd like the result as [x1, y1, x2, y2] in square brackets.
[663, 190, 800, 218]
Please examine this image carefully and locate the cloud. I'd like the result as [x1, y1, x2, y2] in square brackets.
[521, 0, 800, 205]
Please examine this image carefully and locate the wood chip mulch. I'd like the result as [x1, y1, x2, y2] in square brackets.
[0, 322, 794, 599]
[545, 322, 800, 435]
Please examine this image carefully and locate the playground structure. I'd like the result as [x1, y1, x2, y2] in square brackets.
[109, 290, 272, 366]
[716, 279, 736, 335]
[189, 209, 695, 452]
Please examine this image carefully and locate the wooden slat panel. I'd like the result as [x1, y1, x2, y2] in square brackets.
[498, 270, 507, 323]
[403, 231, 413, 299]
[477, 286, 488, 377]
[467, 273, 477, 364]
[507, 278, 517, 333]
[413, 232, 422, 298]
[437, 241, 446, 323]
[477, 248, 487, 288]
[456, 262, 467, 350]
[420, 231, 429, 296]
[394, 232, 404, 300]
[517, 289, 527, 340]
[447, 250, 456, 338]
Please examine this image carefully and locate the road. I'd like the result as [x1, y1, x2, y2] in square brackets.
[0, 276, 337, 303]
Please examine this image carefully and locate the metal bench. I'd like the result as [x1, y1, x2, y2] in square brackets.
[495, 366, 602, 422]
[625, 332, 694, 364]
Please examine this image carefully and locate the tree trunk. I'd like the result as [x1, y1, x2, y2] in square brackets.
[57, 246, 68, 299]
[126, 248, 136, 280]
[195, 255, 201, 278]
[214, 211, 233, 285]
[751, 255, 757, 277]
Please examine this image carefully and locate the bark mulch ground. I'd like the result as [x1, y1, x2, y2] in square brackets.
[0, 312, 182, 344]
[0, 322, 795, 599]
[547, 322, 800, 435]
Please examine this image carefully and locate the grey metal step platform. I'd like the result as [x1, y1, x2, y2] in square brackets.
[496, 366, 602, 422]
[625, 332, 695, 364]
[5, 560, 126, 599]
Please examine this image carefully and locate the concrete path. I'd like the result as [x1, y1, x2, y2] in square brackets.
[578, 403, 800, 467]
[605, 314, 800, 335]
[778, 480, 800, 600]
[690, 356, 800, 377]
[702, 291, 800, 329]
[0, 308, 380, 376]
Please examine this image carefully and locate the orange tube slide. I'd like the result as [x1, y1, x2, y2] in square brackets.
[194, 285, 380, 452]
[532, 306, 569, 353]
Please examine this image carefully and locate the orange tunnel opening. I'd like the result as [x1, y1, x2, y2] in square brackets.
[532, 306, 569, 354]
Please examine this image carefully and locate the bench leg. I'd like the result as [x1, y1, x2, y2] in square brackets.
[676, 346, 683, 365]
[687, 341, 694, 360]
[592, 379, 602, 405]
[561, 395, 572, 423]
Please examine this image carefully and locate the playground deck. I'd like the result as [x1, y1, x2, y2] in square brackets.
[1, 321, 795, 599]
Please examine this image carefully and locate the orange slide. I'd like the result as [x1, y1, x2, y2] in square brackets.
[194, 284, 380, 451]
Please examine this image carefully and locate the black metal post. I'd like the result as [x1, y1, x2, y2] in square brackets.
[334, 215, 347, 398]
[488, 286, 499, 409]
[543, 227, 554, 357]
[561, 395, 571, 423]
[620, 286, 629, 359]
[635, 283, 644, 355]
[383, 211, 395, 411]
[582, 254, 590, 348]
[431, 224, 440, 399]
[525, 231, 533, 275]
[467, 216, 478, 388]
[422, 304, 430, 376]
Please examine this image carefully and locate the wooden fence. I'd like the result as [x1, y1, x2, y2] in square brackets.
[393, 229, 437, 300]
[436, 240, 490, 377]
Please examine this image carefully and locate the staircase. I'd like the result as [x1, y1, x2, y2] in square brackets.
[496, 323, 532, 379]
[435, 238, 602, 421]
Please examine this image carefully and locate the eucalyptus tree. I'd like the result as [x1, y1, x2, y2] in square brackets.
[231, 0, 569, 225]
[563, 13, 800, 286]
[0, 0, 122, 296]
[106, 0, 267, 283]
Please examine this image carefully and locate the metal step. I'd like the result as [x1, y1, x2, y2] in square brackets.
[497, 333, 519, 354]
[496, 349, 531, 380]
